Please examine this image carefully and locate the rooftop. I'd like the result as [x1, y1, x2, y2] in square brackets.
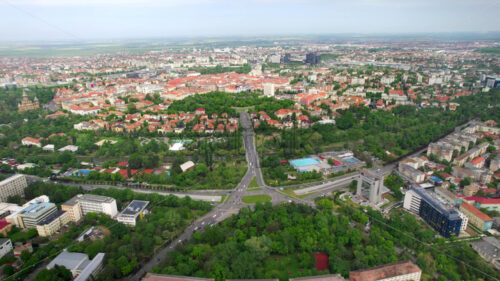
[18, 202, 55, 217]
[349, 261, 421, 281]
[460, 202, 493, 222]
[120, 200, 149, 216]
[0, 174, 25, 185]
[63, 194, 115, 206]
[37, 210, 66, 226]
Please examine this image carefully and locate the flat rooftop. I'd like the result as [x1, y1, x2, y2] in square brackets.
[37, 210, 65, 226]
[63, 194, 115, 206]
[19, 202, 55, 217]
[0, 174, 24, 185]
[120, 200, 149, 216]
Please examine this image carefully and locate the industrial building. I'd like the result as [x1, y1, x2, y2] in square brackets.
[47, 250, 105, 280]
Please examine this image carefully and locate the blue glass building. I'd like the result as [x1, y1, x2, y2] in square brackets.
[413, 188, 462, 238]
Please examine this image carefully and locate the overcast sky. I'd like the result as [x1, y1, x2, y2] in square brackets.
[1, 0, 499, 41]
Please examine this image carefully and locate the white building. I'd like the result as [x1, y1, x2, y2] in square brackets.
[180, 161, 195, 172]
[21, 137, 41, 148]
[62, 194, 118, 221]
[58, 145, 79, 153]
[42, 144, 55, 152]
[403, 188, 422, 214]
[0, 174, 27, 202]
[264, 83, 275, 97]
[47, 250, 105, 280]
[116, 200, 149, 226]
[0, 239, 12, 259]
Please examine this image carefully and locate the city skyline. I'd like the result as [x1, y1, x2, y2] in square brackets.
[1, 0, 500, 42]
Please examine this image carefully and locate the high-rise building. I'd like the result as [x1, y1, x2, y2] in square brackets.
[0, 174, 27, 202]
[403, 188, 463, 238]
[264, 83, 275, 97]
[357, 169, 385, 204]
[62, 194, 118, 221]
[305, 52, 320, 65]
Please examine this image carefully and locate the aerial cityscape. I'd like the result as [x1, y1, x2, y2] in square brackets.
[0, 1, 500, 281]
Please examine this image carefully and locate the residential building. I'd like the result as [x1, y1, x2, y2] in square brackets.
[62, 194, 118, 221]
[47, 250, 105, 280]
[459, 202, 494, 231]
[357, 169, 385, 204]
[21, 137, 41, 147]
[36, 210, 70, 237]
[403, 188, 463, 238]
[116, 200, 149, 226]
[180, 161, 195, 173]
[398, 163, 425, 183]
[17, 202, 57, 229]
[264, 83, 275, 97]
[349, 261, 422, 281]
[464, 197, 500, 212]
[0, 239, 12, 259]
[0, 174, 27, 202]
[435, 187, 461, 206]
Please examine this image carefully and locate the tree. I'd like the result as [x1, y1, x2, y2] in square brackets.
[213, 263, 226, 281]
[34, 265, 72, 281]
[129, 153, 143, 169]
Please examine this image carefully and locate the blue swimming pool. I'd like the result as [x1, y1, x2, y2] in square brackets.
[343, 157, 359, 163]
[72, 169, 91, 177]
[290, 157, 320, 168]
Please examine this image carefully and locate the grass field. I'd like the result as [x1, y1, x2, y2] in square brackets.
[247, 177, 262, 191]
[242, 194, 272, 204]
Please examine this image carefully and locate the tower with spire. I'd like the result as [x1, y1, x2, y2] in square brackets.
[18, 90, 40, 112]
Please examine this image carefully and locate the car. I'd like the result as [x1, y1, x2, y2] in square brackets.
[178, 239, 182, 243]
[212, 214, 217, 218]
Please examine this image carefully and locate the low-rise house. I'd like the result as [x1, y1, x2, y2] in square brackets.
[21, 137, 41, 148]
[459, 202, 494, 231]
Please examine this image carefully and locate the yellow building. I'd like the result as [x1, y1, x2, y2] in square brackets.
[61, 200, 83, 222]
[18, 91, 39, 112]
[36, 210, 70, 237]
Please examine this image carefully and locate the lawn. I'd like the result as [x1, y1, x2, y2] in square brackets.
[242, 194, 272, 204]
[247, 177, 262, 191]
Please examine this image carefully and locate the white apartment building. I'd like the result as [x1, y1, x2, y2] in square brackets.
[264, 83, 275, 97]
[62, 194, 118, 221]
[0, 239, 12, 259]
[0, 174, 27, 202]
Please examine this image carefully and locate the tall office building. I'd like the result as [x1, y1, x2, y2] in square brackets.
[404, 188, 463, 238]
[357, 169, 385, 204]
[62, 194, 118, 221]
[263, 83, 275, 97]
[305, 53, 320, 65]
[0, 174, 27, 202]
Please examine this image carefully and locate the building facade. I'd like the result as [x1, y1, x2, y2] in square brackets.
[0, 239, 12, 259]
[357, 169, 384, 204]
[459, 202, 494, 231]
[17, 202, 57, 229]
[0, 174, 27, 202]
[36, 210, 70, 237]
[62, 194, 118, 221]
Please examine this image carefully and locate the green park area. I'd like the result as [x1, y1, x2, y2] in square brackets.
[242, 194, 272, 204]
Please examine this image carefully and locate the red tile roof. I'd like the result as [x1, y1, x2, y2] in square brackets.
[349, 261, 421, 281]
[460, 202, 493, 222]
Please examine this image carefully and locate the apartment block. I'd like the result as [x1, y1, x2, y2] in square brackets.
[0, 174, 27, 202]
[62, 194, 118, 221]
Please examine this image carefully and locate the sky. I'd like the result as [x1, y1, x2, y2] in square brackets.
[0, 0, 499, 42]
